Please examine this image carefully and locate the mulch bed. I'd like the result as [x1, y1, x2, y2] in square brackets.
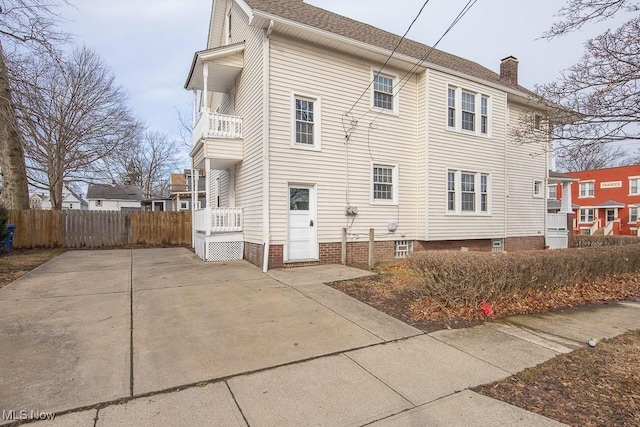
[474, 330, 640, 426]
[329, 260, 640, 331]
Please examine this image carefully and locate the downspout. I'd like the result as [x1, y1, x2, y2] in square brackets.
[262, 19, 275, 273]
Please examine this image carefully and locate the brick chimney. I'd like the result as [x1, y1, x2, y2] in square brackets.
[500, 56, 519, 86]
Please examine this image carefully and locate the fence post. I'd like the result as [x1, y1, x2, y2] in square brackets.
[342, 228, 347, 265]
[368, 228, 374, 270]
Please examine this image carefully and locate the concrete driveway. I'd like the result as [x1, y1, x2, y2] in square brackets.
[0, 248, 420, 419]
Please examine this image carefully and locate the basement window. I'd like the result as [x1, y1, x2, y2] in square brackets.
[394, 240, 413, 258]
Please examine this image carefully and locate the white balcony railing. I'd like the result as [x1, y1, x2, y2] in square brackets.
[193, 207, 243, 234]
[193, 112, 243, 145]
[547, 213, 568, 230]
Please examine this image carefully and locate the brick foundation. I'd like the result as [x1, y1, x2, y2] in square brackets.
[505, 236, 545, 251]
[244, 236, 544, 270]
[415, 239, 493, 252]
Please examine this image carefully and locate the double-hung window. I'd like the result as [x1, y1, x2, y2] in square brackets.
[579, 208, 595, 223]
[461, 91, 475, 131]
[447, 170, 490, 214]
[461, 172, 476, 211]
[630, 207, 638, 223]
[447, 88, 456, 128]
[480, 96, 488, 134]
[447, 171, 456, 211]
[373, 73, 394, 111]
[579, 181, 594, 198]
[629, 177, 640, 195]
[292, 94, 320, 149]
[548, 185, 558, 200]
[372, 164, 397, 203]
[447, 86, 490, 135]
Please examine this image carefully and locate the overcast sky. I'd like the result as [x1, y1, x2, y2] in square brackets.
[59, 0, 635, 164]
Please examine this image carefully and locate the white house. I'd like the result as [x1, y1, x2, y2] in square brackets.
[185, 0, 556, 268]
[30, 186, 88, 210]
[86, 183, 142, 212]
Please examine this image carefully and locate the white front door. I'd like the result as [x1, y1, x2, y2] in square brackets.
[288, 185, 316, 261]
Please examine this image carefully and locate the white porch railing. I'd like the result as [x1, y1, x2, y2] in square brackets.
[211, 207, 244, 232]
[590, 219, 601, 235]
[547, 213, 567, 230]
[193, 112, 243, 145]
[193, 207, 243, 233]
[604, 220, 614, 236]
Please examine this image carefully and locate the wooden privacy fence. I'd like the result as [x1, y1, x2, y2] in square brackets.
[7, 210, 192, 249]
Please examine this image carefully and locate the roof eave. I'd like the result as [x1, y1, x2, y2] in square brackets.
[251, 10, 537, 101]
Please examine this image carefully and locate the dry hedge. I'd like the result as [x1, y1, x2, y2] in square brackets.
[407, 245, 640, 306]
[573, 235, 640, 248]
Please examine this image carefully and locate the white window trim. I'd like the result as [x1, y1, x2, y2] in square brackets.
[578, 207, 595, 223]
[629, 206, 639, 224]
[370, 162, 399, 205]
[180, 201, 189, 210]
[547, 184, 558, 200]
[628, 176, 640, 196]
[533, 179, 544, 198]
[290, 91, 321, 151]
[578, 180, 595, 198]
[370, 68, 399, 116]
[446, 84, 491, 138]
[446, 169, 492, 216]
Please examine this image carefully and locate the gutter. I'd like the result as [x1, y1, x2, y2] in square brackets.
[262, 19, 275, 273]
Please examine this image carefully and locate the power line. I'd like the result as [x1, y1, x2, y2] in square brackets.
[352, 0, 480, 130]
[343, 0, 433, 119]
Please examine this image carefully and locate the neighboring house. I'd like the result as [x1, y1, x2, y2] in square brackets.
[86, 183, 143, 212]
[551, 164, 640, 236]
[142, 198, 174, 212]
[30, 186, 88, 210]
[185, 0, 554, 267]
[169, 169, 206, 211]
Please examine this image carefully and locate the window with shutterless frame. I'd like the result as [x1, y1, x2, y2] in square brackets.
[447, 170, 490, 214]
[447, 85, 490, 136]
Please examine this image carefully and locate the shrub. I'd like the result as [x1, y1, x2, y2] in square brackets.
[407, 246, 640, 306]
[573, 235, 640, 248]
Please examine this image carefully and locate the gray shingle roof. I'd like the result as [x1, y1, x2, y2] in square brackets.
[246, 0, 534, 94]
[86, 184, 143, 201]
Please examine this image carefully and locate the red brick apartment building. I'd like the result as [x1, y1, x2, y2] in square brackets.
[553, 164, 640, 236]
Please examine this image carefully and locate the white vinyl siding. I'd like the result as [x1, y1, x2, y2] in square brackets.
[505, 103, 547, 237]
[427, 72, 507, 240]
[227, 4, 264, 242]
[269, 36, 418, 246]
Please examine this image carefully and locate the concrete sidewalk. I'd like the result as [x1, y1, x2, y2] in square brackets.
[1, 248, 639, 426]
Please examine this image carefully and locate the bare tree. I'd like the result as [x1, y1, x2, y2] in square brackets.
[0, 0, 71, 209]
[512, 0, 639, 169]
[11, 46, 140, 209]
[556, 141, 630, 171]
[102, 131, 181, 199]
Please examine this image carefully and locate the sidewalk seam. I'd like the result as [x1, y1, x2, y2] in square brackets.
[225, 381, 251, 427]
[343, 353, 416, 407]
[427, 334, 512, 376]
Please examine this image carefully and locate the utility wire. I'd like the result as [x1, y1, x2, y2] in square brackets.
[355, 0, 480, 129]
[343, 0, 433, 119]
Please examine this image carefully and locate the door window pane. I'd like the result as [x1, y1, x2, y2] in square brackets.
[290, 188, 309, 210]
